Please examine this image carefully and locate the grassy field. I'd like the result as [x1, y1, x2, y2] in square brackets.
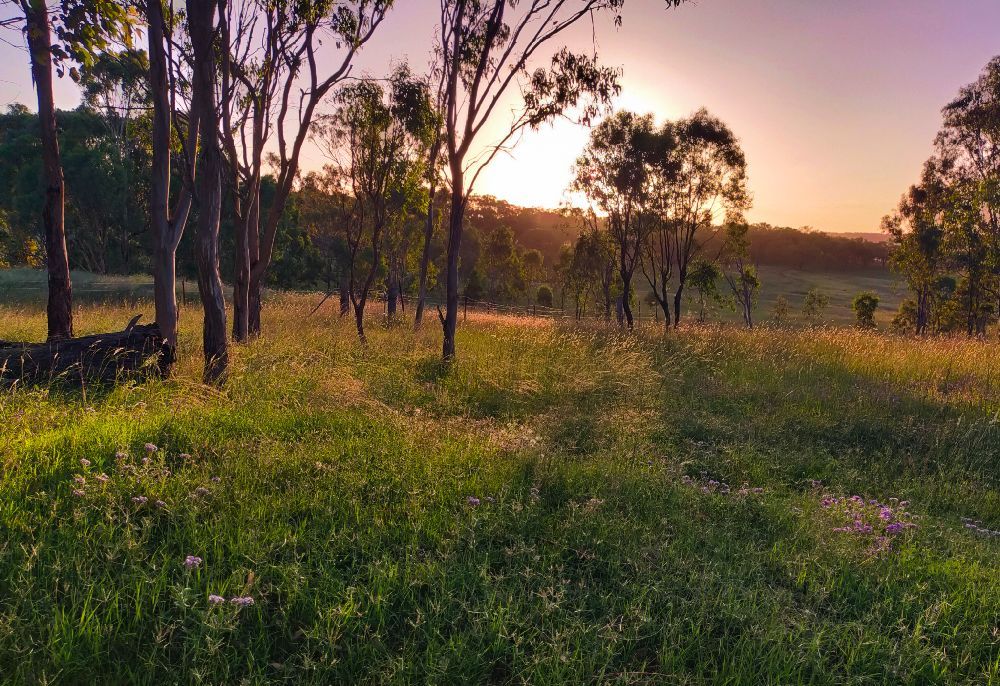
[0, 265, 905, 327]
[1, 294, 998, 684]
[634, 265, 903, 327]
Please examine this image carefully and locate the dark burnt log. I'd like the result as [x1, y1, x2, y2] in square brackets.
[0, 316, 167, 386]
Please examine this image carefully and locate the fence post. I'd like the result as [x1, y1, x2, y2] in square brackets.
[464, 295, 468, 322]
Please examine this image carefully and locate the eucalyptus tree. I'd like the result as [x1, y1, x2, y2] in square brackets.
[434, 0, 686, 358]
[719, 223, 758, 328]
[572, 110, 658, 328]
[686, 259, 720, 323]
[188, 0, 228, 382]
[883, 162, 948, 335]
[639, 120, 681, 325]
[317, 68, 434, 342]
[77, 49, 150, 273]
[7, 0, 135, 339]
[231, 0, 394, 339]
[666, 109, 750, 326]
[145, 0, 198, 371]
[936, 57, 1000, 333]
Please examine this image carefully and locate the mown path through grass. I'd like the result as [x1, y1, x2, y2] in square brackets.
[1, 296, 998, 684]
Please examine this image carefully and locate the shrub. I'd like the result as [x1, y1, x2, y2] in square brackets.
[536, 284, 554, 308]
[852, 291, 880, 328]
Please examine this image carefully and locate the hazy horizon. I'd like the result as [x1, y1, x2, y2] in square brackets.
[0, 0, 997, 234]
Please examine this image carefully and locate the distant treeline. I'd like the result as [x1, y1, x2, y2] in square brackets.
[0, 105, 887, 291]
[740, 225, 887, 271]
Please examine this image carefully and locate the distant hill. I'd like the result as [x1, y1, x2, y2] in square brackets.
[825, 231, 890, 244]
[463, 196, 891, 273]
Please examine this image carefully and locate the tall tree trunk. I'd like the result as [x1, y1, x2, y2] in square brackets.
[190, 0, 228, 383]
[146, 0, 194, 372]
[387, 278, 399, 318]
[673, 281, 685, 328]
[24, 0, 72, 340]
[442, 173, 464, 360]
[339, 272, 350, 317]
[232, 200, 254, 342]
[414, 186, 436, 330]
[354, 301, 366, 344]
[248, 272, 262, 336]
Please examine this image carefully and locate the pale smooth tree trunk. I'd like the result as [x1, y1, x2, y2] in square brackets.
[147, 0, 194, 372]
[24, 0, 72, 340]
[190, 0, 228, 383]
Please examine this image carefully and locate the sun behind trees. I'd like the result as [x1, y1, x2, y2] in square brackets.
[571, 108, 750, 329]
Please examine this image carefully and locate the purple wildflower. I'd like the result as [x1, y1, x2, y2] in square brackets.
[73, 475, 86, 486]
[885, 522, 904, 534]
[144, 443, 158, 454]
[184, 555, 203, 570]
[79, 458, 91, 468]
[154, 499, 167, 508]
[96, 473, 109, 484]
[208, 594, 225, 605]
[466, 496, 481, 507]
[131, 495, 148, 505]
[230, 596, 255, 607]
[72, 489, 85, 498]
[194, 487, 210, 497]
[879, 507, 893, 521]
[852, 519, 873, 534]
[210, 476, 221, 483]
[115, 451, 128, 461]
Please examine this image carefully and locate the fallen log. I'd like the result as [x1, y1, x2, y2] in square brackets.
[0, 315, 167, 386]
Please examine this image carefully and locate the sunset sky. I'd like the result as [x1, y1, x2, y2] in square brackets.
[1, 0, 998, 234]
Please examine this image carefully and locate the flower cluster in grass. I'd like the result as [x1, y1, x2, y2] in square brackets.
[962, 518, 1000, 538]
[817, 489, 917, 555]
[66, 443, 255, 609]
[680, 474, 764, 496]
[69, 442, 216, 508]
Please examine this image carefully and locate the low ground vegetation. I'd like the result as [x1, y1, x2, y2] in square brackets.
[0, 294, 998, 683]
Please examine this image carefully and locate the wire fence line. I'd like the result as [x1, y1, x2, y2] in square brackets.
[315, 291, 675, 326]
[1, 274, 675, 326]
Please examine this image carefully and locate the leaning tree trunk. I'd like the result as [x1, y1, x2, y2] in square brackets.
[441, 172, 465, 360]
[190, 0, 228, 383]
[621, 274, 634, 329]
[24, 0, 72, 340]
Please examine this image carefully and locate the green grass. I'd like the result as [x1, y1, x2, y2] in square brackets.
[1, 294, 998, 684]
[635, 265, 904, 327]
